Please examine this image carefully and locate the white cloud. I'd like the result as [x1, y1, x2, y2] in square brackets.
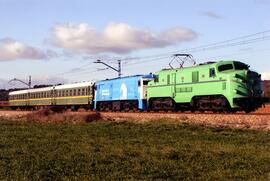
[261, 72, 270, 80]
[52, 22, 198, 54]
[200, 11, 222, 19]
[0, 38, 56, 61]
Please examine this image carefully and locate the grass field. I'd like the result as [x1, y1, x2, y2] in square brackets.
[0, 120, 269, 180]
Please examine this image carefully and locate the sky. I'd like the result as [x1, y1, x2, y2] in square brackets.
[0, 0, 270, 89]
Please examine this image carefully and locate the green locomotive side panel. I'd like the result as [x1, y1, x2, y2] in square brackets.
[147, 61, 252, 108]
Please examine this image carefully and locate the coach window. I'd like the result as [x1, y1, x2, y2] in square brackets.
[73, 89, 77, 96]
[78, 89, 81, 96]
[209, 68, 216, 77]
[69, 90, 72, 96]
[65, 90, 68, 97]
[82, 88, 85, 96]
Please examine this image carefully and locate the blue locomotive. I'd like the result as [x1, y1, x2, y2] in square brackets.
[94, 74, 155, 111]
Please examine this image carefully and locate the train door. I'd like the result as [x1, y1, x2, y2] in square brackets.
[140, 79, 147, 99]
[51, 87, 56, 105]
[171, 73, 176, 98]
[26, 92, 30, 107]
[87, 86, 91, 104]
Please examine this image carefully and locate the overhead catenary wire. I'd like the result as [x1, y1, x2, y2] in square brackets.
[49, 29, 270, 79]
[122, 29, 270, 65]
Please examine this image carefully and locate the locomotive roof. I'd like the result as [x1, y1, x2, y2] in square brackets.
[9, 89, 29, 95]
[55, 82, 93, 90]
[96, 74, 154, 83]
[159, 60, 241, 72]
[9, 81, 93, 95]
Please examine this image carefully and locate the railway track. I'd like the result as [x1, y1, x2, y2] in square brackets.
[0, 109, 269, 130]
[0, 107, 269, 115]
[95, 110, 270, 116]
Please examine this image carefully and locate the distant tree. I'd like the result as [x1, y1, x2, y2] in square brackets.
[0, 89, 9, 101]
[33, 85, 53, 88]
[262, 80, 270, 102]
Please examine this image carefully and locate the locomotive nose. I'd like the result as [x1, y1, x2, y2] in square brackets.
[247, 70, 263, 97]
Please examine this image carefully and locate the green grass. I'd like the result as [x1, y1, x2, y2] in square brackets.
[0, 120, 269, 180]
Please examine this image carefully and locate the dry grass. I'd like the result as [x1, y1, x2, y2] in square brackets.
[25, 110, 102, 124]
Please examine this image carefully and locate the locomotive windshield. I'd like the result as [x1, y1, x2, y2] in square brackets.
[218, 62, 250, 72]
[234, 61, 250, 70]
[218, 64, 233, 72]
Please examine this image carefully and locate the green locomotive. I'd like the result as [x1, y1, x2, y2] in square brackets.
[147, 61, 264, 113]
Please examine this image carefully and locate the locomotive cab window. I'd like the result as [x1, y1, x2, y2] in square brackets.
[209, 68, 216, 77]
[234, 62, 249, 70]
[218, 64, 233, 72]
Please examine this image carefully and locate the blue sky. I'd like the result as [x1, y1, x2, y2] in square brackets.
[0, 0, 270, 88]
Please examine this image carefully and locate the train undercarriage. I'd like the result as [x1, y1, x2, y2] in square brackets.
[148, 95, 264, 113]
[7, 96, 265, 114]
[96, 100, 139, 112]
